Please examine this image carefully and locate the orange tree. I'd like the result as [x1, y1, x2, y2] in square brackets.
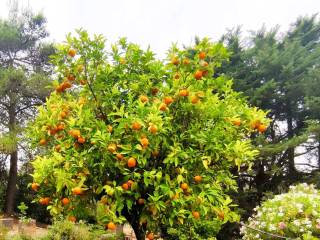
[27, 30, 268, 240]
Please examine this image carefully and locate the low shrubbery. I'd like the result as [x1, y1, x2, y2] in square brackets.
[5, 220, 122, 240]
[241, 183, 320, 239]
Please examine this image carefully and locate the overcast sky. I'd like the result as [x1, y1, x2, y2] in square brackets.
[0, 0, 319, 57]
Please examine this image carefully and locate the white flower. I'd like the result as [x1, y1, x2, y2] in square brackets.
[269, 224, 276, 231]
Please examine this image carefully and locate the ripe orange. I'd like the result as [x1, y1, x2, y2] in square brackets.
[68, 48, 76, 57]
[171, 56, 179, 65]
[164, 96, 173, 105]
[140, 137, 149, 148]
[80, 80, 87, 85]
[194, 70, 203, 80]
[194, 175, 202, 183]
[138, 198, 145, 205]
[199, 51, 206, 59]
[151, 87, 159, 96]
[146, 232, 154, 240]
[67, 74, 75, 81]
[57, 123, 65, 131]
[250, 120, 261, 130]
[72, 187, 83, 195]
[55, 144, 61, 152]
[258, 124, 267, 133]
[139, 95, 149, 103]
[132, 122, 142, 131]
[232, 119, 241, 126]
[31, 182, 39, 191]
[127, 157, 137, 168]
[62, 81, 72, 89]
[78, 136, 85, 144]
[179, 89, 189, 97]
[69, 129, 81, 138]
[200, 60, 209, 67]
[122, 183, 129, 190]
[217, 211, 225, 220]
[107, 143, 117, 153]
[180, 183, 188, 191]
[159, 103, 167, 111]
[202, 70, 209, 76]
[191, 96, 199, 104]
[148, 124, 158, 134]
[127, 180, 134, 188]
[39, 197, 50, 206]
[107, 222, 116, 231]
[55, 85, 64, 93]
[116, 153, 124, 160]
[68, 216, 76, 223]
[49, 128, 57, 136]
[60, 111, 68, 119]
[39, 138, 47, 146]
[183, 58, 190, 65]
[62, 198, 70, 205]
[192, 211, 200, 219]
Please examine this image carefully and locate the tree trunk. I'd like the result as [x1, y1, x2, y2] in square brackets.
[123, 207, 145, 240]
[5, 150, 17, 215]
[4, 103, 18, 215]
[287, 114, 296, 178]
[131, 220, 145, 240]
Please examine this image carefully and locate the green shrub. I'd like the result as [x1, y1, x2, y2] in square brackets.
[42, 220, 118, 240]
[241, 183, 320, 239]
[10, 235, 34, 240]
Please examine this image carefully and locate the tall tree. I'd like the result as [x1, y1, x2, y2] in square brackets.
[218, 15, 320, 217]
[0, 4, 54, 214]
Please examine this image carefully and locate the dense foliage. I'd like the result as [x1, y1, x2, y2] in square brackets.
[218, 16, 320, 233]
[28, 30, 268, 239]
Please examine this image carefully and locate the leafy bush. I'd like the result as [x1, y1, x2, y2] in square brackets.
[42, 220, 114, 240]
[241, 183, 320, 239]
[10, 235, 34, 240]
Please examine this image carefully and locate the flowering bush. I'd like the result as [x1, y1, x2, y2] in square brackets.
[241, 183, 320, 240]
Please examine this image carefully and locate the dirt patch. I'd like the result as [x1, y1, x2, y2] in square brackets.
[1, 217, 48, 239]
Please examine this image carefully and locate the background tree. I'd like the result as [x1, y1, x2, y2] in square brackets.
[28, 30, 268, 240]
[0, 3, 54, 214]
[218, 15, 320, 224]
